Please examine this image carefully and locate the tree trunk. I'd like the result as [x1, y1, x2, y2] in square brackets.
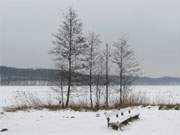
[89, 42, 93, 108]
[105, 44, 109, 108]
[65, 16, 72, 108]
[60, 74, 64, 108]
[95, 74, 100, 109]
[65, 51, 72, 107]
[120, 46, 123, 105]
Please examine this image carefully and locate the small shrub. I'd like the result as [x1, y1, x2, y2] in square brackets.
[159, 104, 180, 110]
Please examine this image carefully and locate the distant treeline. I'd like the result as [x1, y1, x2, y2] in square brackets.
[0, 66, 180, 85]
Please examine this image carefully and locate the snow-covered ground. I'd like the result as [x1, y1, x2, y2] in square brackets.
[0, 107, 180, 135]
[0, 86, 180, 135]
[0, 85, 180, 107]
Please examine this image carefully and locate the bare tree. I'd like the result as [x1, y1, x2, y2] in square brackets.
[112, 37, 140, 105]
[94, 54, 105, 109]
[104, 43, 111, 108]
[59, 65, 65, 108]
[49, 60, 66, 108]
[51, 7, 86, 107]
[85, 32, 101, 108]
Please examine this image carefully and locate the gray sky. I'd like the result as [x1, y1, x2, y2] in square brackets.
[0, 0, 180, 77]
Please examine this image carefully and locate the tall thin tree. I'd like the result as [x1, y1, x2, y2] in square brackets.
[86, 32, 101, 108]
[94, 54, 105, 109]
[104, 43, 111, 108]
[51, 8, 86, 107]
[112, 37, 140, 105]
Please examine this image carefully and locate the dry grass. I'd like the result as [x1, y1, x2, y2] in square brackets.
[109, 92, 149, 109]
[158, 104, 180, 110]
[3, 90, 180, 112]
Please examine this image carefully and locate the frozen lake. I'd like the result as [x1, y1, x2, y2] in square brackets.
[0, 85, 180, 107]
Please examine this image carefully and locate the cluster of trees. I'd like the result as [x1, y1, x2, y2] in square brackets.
[50, 8, 140, 108]
[0, 66, 60, 85]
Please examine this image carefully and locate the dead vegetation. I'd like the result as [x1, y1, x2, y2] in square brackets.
[3, 90, 179, 112]
[158, 104, 180, 110]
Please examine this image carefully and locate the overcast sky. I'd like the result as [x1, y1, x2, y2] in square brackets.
[0, 0, 180, 77]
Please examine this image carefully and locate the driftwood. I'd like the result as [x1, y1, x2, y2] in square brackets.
[0, 128, 8, 132]
[108, 122, 119, 130]
[105, 108, 140, 130]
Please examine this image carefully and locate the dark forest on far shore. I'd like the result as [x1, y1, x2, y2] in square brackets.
[1, 66, 180, 86]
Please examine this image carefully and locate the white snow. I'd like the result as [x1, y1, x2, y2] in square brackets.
[0, 86, 180, 134]
[0, 107, 180, 135]
[104, 107, 140, 124]
[1, 85, 180, 107]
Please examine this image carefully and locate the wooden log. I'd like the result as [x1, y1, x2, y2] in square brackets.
[108, 122, 119, 130]
[104, 108, 140, 130]
[130, 114, 140, 121]
[120, 119, 129, 125]
[0, 128, 8, 132]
